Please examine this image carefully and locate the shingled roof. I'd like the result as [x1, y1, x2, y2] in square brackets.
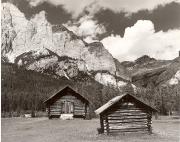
[44, 86, 89, 105]
[95, 93, 157, 115]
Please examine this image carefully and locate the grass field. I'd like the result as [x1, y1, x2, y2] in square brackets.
[1, 116, 180, 142]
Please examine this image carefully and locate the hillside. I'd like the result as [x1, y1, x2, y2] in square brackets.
[1, 63, 122, 116]
[1, 3, 129, 89]
[131, 56, 180, 87]
[1, 3, 180, 116]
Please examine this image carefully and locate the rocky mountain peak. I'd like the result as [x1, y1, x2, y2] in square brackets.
[135, 55, 156, 65]
[1, 3, 130, 88]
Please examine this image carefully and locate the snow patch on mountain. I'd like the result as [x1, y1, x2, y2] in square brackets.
[95, 73, 116, 86]
[1, 3, 117, 74]
[169, 70, 180, 85]
[1, 3, 130, 88]
[95, 73, 127, 88]
[118, 81, 127, 87]
[131, 84, 137, 93]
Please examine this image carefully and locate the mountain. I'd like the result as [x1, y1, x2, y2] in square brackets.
[128, 56, 180, 87]
[2, 3, 179, 116]
[1, 62, 121, 116]
[1, 3, 130, 88]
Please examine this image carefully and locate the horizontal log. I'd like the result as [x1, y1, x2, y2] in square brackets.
[60, 98, 76, 100]
[104, 127, 148, 131]
[107, 117, 147, 120]
[107, 120, 148, 124]
[111, 107, 145, 110]
[74, 105, 84, 107]
[74, 104, 85, 107]
[108, 114, 147, 118]
[106, 112, 146, 116]
[104, 123, 146, 126]
[109, 122, 148, 126]
[104, 121, 148, 125]
[109, 107, 146, 111]
[104, 124, 149, 129]
[50, 114, 60, 116]
[107, 121, 150, 125]
[74, 105, 85, 107]
[74, 114, 85, 116]
[51, 103, 61, 105]
[74, 110, 85, 112]
[74, 113, 85, 115]
[107, 119, 148, 122]
[107, 109, 146, 114]
[50, 110, 61, 112]
[50, 113, 61, 115]
[104, 125, 148, 129]
[74, 111, 85, 113]
[50, 107, 61, 109]
[74, 107, 85, 110]
[108, 112, 147, 116]
[61, 95, 76, 98]
[107, 122, 147, 126]
[50, 111, 61, 113]
[107, 121, 148, 125]
[105, 119, 147, 122]
[107, 129, 149, 133]
[107, 116, 148, 120]
[50, 105, 61, 107]
[53, 102, 62, 104]
[105, 126, 148, 131]
[50, 108, 61, 110]
[107, 126, 148, 130]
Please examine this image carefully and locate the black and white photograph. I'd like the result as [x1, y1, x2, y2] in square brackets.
[1, 0, 180, 142]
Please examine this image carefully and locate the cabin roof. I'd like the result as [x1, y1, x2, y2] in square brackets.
[95, 93, 157, 115]
[44, 86, 89, 105]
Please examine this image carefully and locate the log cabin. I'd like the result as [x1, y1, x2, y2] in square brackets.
[95, 93, 157, 134]
[44, 86, 90, 119]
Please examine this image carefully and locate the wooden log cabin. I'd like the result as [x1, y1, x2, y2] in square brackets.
[95, 93, 157, 134]
[44, 86, 90, 119]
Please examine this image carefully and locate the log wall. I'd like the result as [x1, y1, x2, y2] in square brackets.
[48, 93, 88, 118]
[100, 102, 152, 134]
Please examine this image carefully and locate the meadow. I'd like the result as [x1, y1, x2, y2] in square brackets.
[1, 116, 180, 142]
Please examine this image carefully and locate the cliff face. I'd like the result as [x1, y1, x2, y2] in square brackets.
[131, 56, 180, 87]
[1, 3, 129, 88]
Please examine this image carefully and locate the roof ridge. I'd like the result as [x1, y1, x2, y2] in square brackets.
[43, 86, 89, 104]
[95, 93, 157, 115]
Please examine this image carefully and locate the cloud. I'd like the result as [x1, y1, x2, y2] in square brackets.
[65, 16, 106, 43]
[27, 0, 45, 7]
[97, 0, 180, 13]
[5, 0, 180, 31]
[94, 2, 180, 37]
[26, 0, 180, 17]
[2, 0, 72, 24]
[101, 20, 180, 61]
[26, 0, 94, 17]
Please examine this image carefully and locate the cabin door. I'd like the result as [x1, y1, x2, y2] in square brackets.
[62, 101, 74, 114]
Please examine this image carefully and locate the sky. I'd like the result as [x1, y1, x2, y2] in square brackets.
[2, 0, 180, 61]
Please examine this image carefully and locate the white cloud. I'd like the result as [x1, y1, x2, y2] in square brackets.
[65, 16, 106, 43]
[27, 0, 94, 17]
[27, 0, 45, 7]
[26, 0, 180, 17]
[97, 0, 180, 13]
[101, 20, 180, 61]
